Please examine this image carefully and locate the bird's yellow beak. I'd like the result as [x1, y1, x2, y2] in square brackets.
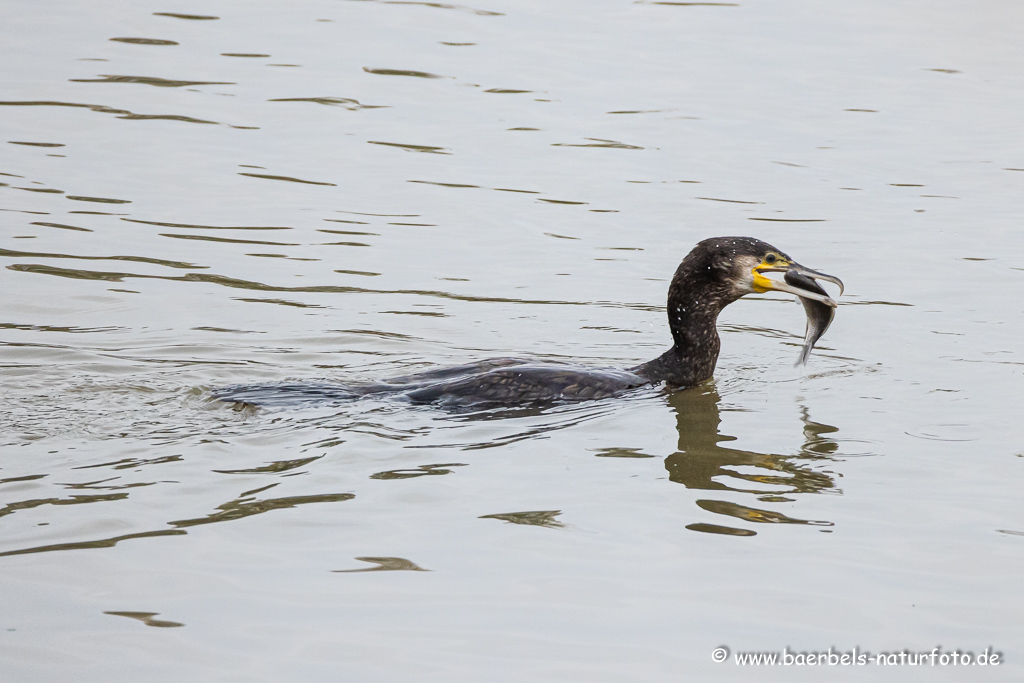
[752, 256, 844, 307]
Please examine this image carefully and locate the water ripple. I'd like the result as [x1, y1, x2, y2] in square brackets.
[0, 529, 187, 558]
[109, 38, 179, 46]
[169, 492, 355, 528]
[4, 263, 664, 311]
[479, 510, 565, 528]
[0, 247, 204, 270]
[363, 67, 445, 79]
[268, 96, 387, 110]
[333, 557, 429, 572]
[70, 75, 235, 88]
[238, 172, 337, 187]
[358, 1, 503, 17]
[104, 611, 184, 628]
[153, 12, 219, 20]
[368, 140, 451, 154]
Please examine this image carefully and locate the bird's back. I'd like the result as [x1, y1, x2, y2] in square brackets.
[401, 364, 647, 406]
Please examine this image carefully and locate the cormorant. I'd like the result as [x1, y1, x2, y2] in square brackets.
[212, 236, 842, 408]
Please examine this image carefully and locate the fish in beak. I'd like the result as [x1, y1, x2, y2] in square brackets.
[752, 257, 844, 307]
[751, 254, 844, 364]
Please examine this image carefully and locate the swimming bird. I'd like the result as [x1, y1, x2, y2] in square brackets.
[213, 236, 842, 408]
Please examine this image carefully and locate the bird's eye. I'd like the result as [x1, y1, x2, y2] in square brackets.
[764, 253, 778, 265]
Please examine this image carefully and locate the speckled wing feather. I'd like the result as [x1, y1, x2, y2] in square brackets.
[402, 365, 647, 406]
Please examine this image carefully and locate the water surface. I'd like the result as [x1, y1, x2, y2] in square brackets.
[2, 0, 1023, 680]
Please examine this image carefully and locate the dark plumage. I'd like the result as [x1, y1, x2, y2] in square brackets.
[212, 237, 842, 408]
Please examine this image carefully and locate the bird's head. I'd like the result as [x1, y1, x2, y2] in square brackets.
[689, 236, 844, 307]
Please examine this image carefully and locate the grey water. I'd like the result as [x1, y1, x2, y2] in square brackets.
[2, 0, 1023, 680]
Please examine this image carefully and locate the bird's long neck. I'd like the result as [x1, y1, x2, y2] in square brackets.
[631, 261, 730, 387]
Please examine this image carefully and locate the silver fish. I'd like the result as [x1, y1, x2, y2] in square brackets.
[785, 270, 836, 366]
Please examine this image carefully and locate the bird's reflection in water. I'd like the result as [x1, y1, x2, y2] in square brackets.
[664, 386, 840, 536]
